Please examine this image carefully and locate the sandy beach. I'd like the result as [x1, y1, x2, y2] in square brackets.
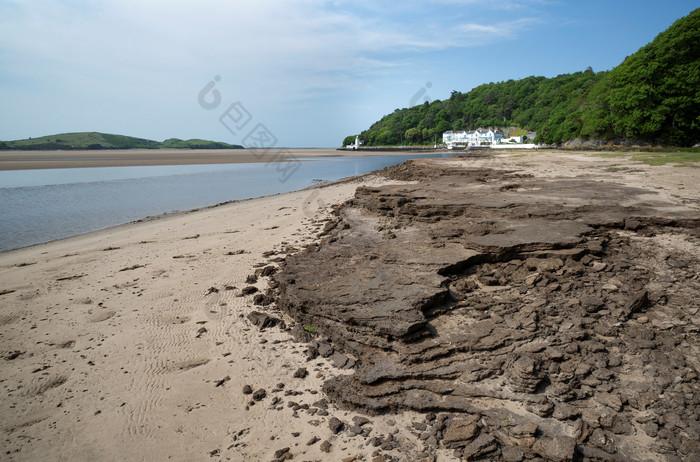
[0, 148, 435, 171]
[0, 169, 435, 461]
[1, 150, 698, 461]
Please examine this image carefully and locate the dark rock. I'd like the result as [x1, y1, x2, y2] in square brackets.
[622, 291, 649, 318]
[273, 447, 290, 460]
[247, 311, 285, 330]
[293, 368, 308, 379]
[252, 388, 266, 401]
[306, 436, 320, 445]
[641, 422, 659, 437]
[502, 446, 525, 462]
[316, 341, 334, 357]
[442, 416, 481, 449]
[526, 401, 555, 417]
[510, 422, 538, 438]
[289, 324, 316, 342]
[240, 286, 258, 295]
[313, 398, 328, 409]
[588, 429, 617, 454]
[242, 385, 253, 394]
[253, 293, 274, 306]
[595, 392, 623, 412]
[580, 295, 605, 313]
[532, 436, 577, 462]
[552, 402, 580, 420]
[507, 356, 541, 393]
[329, 417, 344, 434]
[330, 352, 355, 369]
[545, 347, 565, 361]
[624, 219, 642, 231]
[462, 433, 498, 460]
[306, 346, 319, 360]
[412, 421, 427, 432]
[352, 416, 371, 426]
[245, 274, 258, 284]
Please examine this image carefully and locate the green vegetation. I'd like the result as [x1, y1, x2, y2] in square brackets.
[347, 8, 699, 147]
[304, 325, 317, 333]
[160, 138, 241, 149]
[0, 132, 243, 150]
[594, 149, 700, 166]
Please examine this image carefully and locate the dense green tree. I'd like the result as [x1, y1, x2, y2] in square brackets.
[344, 8, 699, 147]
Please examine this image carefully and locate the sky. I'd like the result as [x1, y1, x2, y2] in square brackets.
[0, 1, 697, 147]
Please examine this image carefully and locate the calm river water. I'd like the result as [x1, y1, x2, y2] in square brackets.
[0, 154, 445, 252]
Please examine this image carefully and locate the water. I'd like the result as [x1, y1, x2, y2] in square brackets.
[0, 154, 445, 252]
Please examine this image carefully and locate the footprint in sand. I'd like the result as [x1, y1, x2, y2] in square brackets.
[88, 310, 116, 322]
[57, 340, 76, 349]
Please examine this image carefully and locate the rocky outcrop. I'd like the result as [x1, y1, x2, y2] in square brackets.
[274, 158, 700, 461]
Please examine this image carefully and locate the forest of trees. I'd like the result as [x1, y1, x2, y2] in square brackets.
[345, 8, 699, 147]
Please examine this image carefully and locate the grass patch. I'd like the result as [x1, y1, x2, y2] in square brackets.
[629, 151, 700, 166]
[591, 152, 629, 159]
[592, 150, 700, 166]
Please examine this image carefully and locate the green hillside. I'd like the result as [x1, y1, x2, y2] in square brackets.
[346, 8, 699, 147]
[0, 132, 243, 150]
[160, 138, 242, 149]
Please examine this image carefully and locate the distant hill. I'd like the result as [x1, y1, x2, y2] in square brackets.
[0, 132, 243, 150]
[346, 8, 699, 147]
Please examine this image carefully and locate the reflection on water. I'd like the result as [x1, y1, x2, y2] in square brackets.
[0, 154, 446, 252]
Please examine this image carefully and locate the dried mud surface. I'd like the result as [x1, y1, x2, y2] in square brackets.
[273, 157, 700, 461]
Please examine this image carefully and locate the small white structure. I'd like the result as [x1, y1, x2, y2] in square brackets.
[346, 136, 363, 150]
[443, 129, 504, 149]
[492, 143, 538, 150]
[502, 136, 523, 144]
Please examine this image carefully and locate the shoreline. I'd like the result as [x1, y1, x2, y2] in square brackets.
[0, 172, 372, 256]
[1, 173, 430, 461]
[1, 150, 698, 461]
[0, 148, 437, 171]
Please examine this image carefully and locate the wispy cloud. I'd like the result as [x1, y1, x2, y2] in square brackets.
[0, 0, 544, 142]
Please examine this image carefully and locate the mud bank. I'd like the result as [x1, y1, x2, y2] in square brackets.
[273, 157, 700, 461]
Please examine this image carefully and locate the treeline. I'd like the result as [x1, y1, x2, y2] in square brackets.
[346, 8, 699, 147]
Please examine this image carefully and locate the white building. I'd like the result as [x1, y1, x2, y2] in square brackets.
[345, 136, 363, 150]
[443, 129, 504, 149]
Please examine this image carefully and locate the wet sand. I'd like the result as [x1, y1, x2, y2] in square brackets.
[0, 148, 428, 170]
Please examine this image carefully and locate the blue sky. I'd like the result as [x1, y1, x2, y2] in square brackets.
[0, 1, 697, 147]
